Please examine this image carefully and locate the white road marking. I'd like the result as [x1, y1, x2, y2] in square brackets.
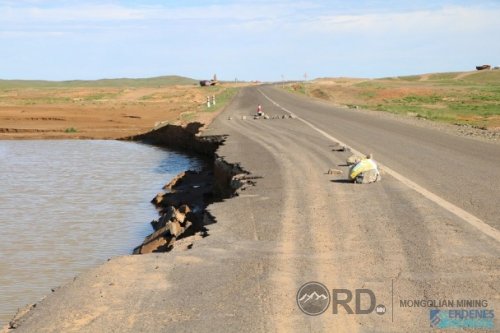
[259, 89, 500, 243]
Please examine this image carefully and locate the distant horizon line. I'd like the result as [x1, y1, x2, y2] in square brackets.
[0, 69, 489, 83]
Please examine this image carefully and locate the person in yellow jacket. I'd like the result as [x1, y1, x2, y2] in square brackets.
[348, 154, 381, 184]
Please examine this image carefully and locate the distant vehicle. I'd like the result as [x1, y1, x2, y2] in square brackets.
[200, 74, 219, 86]
[476, 65, 491, 71]
[199, 80, 218, 86]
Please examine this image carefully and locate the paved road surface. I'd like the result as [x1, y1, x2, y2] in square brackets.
[10, 86, 500, 332]
[258, 86, 500, 230]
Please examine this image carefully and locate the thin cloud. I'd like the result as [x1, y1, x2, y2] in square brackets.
[2, 1, 498, 33]
[1, 4, 150, 22]
[0, 30, 66, 37]
[300, 5, 500, 35]
[0, 2, 313, 22]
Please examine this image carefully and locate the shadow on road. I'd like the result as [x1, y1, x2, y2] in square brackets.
[330, 179, 352, 184]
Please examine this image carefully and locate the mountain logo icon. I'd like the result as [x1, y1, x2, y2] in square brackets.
[298, 291, 328, 303]
[297, 282, 330, 316]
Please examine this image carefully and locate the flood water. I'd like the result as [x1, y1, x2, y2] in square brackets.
[0, 140, 202, 326]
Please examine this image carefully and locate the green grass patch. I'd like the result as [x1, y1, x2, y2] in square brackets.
[358, 90, 377, 99]
[462, 71, 500, 84]
[364, 71, 499, 126]
[397, 75, 421, 81]
[469, 91, 500, 102]
[64, 127, 77, 133]
[427, 72, 460, 81]
[374, 104, 456, 121]
[398, 94, 442, 104]
[285, 70, 500, 127]
[354, 81, 384, 88]
[202, 87, 239, 113]
[82, 92, 121, 101]
[0, 75, 198, 89]
[447, 102, 500, 116]
[284, 83, 307, 95]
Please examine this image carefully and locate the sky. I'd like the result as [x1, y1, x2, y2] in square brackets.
[0, 0, 499, 81]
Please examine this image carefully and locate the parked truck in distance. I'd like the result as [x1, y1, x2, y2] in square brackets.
[200, 74, 218, 86]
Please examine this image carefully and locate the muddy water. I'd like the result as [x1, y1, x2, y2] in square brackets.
[0, 140, 201, 326]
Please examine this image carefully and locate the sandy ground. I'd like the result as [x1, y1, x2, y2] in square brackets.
[0, 84, 242, 139]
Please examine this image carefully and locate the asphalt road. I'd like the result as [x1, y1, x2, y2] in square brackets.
[10, 85, 500, 332]
[258, 85, 500, 230]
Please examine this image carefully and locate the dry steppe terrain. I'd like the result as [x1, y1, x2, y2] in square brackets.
[0, 76, 243, 139]
[288, 70, 500, 130]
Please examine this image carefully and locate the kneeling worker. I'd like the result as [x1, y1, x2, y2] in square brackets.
[348, 154, 381, 184]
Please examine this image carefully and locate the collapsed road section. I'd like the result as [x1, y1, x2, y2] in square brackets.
[125, 122, 255, 254]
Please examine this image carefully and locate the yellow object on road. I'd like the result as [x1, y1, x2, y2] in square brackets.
[349, 158, 379, 180]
